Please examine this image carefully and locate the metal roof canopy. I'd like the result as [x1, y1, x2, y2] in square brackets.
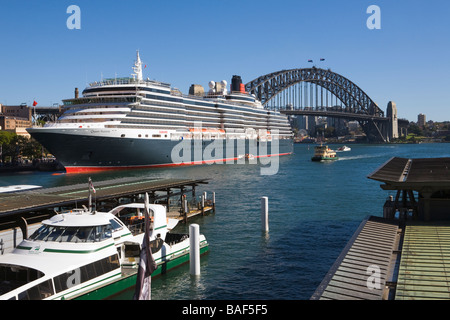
[311, 216, 400, 300]
[368, 157, 450, 190]
[368, 157, 450, 221]
[0, 177, 209, 218]
[396, 221, 450, 300]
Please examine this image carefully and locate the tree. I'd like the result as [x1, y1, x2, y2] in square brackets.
[408, 124, 423, 136]
[0, 131, 16, 163]
[0, 132, 44, 164]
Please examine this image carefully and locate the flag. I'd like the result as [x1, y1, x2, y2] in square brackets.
[33, 101, 38, 106]
[308, 59, 313, 63]
[320, 58, 325, 61]
[133, 193, 157, 300]
[144, 64, 147, 69]
[88, 177, 96, 193]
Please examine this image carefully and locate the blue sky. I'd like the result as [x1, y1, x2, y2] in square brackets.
[0, 0, 449, 122]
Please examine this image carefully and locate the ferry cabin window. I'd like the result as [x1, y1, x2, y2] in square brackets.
[124, 243, 140, 258]
[0, 265, 44, 296]
[28, 225, 112, 243]
[18, 279, 54, 300]
[53, 254, 120, 294]
[109, 218, 123, 231]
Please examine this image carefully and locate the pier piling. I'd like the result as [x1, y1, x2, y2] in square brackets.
[201, 195, 205, 216]
[189, 224, 201, 276]
[261, 196, 269, 232]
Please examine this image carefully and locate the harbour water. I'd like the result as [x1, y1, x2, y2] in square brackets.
[1, 143, 449, 300]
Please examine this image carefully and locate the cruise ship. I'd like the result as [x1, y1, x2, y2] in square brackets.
[27, 52, 293, 173]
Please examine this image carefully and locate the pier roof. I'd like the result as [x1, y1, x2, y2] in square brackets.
[368, 157, 450, 190]
[311, 216, 400, 300]
[396, 221, 450, 300]
[0, 177, 208, 218]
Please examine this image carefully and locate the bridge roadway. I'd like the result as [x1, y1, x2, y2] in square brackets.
[279, 108, 389, 122]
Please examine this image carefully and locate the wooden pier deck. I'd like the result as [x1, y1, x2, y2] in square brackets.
[167, 206, 214, 222]
[0, 177, 209, 219]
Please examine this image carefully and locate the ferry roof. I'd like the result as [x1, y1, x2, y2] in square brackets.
[42, 211, 111, 227]
[368, 157, 450, 189]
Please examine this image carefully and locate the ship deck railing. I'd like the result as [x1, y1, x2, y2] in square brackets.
[88, 78, 171, 88]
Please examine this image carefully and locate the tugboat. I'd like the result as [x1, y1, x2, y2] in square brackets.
[311, 143, 338, 161]
[0, 196, 208, 300]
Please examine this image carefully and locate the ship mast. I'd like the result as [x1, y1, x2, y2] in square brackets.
[132, 50, 143, 81]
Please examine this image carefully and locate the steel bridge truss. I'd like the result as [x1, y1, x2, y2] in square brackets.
[245, 67, 388, 142]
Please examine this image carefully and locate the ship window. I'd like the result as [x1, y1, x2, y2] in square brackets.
[0, 265, 45, 296]
[53, 254, 120, 294]
[28, 225, 112, 243]
[124, 243, 140, 258]
[121, 134, 126, 138]
[109, 218, 123, 231]
[18, 279, 54, 300]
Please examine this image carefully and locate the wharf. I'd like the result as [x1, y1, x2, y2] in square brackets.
[0, 177, 215, 254]
[312, 157, 450, 300]
[0, 177, 211, 218]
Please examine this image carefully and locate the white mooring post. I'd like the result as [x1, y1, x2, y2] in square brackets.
[261, 196, 269, 232]
[189, 224, 200, 276]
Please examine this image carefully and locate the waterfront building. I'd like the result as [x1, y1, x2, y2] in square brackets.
[0, 104, 32, 137]
[418, 113, 426, 127]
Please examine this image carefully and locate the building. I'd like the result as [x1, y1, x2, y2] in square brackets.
[418, 113, 426, 127]
[0, 104, 32, 137]
[386, 101, 398, 141]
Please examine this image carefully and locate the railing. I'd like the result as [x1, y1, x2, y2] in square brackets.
[88, 78, 171, 88]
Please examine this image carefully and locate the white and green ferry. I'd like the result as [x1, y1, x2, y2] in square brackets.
[0, 202, 208, 300]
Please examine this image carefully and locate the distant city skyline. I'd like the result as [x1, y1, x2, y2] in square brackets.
[1, 0, 449, 122]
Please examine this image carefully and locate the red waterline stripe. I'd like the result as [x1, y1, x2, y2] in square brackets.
[64, 152, 292, 174]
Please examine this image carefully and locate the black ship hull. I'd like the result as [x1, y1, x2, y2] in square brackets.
[29, 128, 293, 173]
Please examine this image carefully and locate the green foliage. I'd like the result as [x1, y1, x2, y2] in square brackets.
[0, 132, 44, 163]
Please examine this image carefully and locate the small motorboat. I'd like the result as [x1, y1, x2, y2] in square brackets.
[337, 146, 351, 152]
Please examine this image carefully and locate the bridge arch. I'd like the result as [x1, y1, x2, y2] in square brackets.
[244, 67, 384, 117]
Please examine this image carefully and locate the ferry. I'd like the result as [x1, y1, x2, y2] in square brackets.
[311, 144, 338, 161]
[0, 200, 208, 300]
[27, 52, 293, 173]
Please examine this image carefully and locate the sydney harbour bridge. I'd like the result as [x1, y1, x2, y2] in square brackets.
[245, 67, 407, 142]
